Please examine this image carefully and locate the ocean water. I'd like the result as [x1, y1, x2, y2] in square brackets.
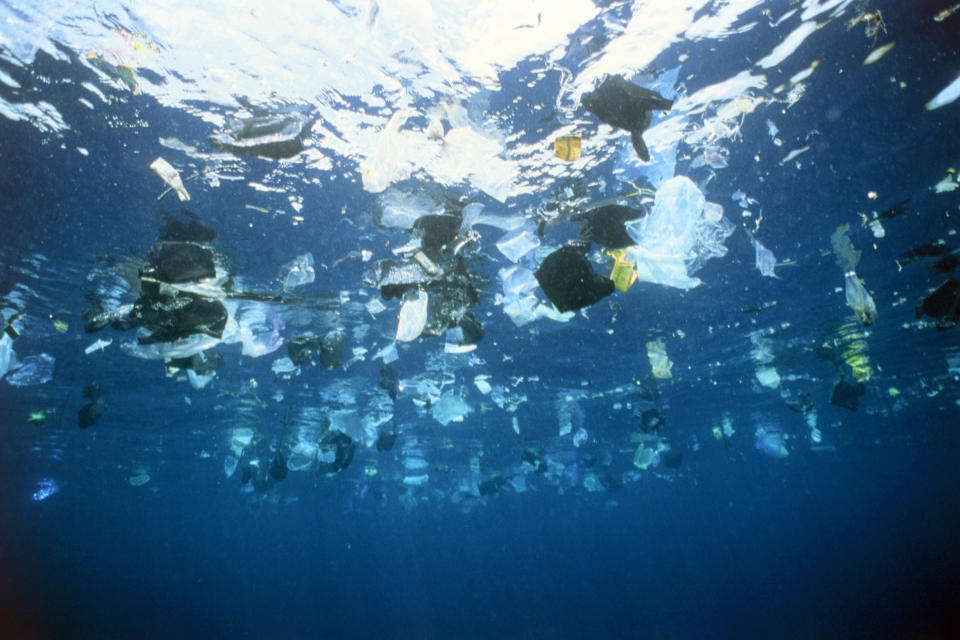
[2, 1, 960, 638]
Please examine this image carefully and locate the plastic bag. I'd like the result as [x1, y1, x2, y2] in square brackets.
[624, 176, 732, 289]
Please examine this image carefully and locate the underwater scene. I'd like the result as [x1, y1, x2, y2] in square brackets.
[2, 0, 960, 637]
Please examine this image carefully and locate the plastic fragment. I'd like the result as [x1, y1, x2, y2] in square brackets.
[755, 427, 789, 458]
[396, 288, 429, 342]
[607, 249, 638, 292]
[282, 252, 315, 289]
[646, 339, 673, 379]
[496, 227, 540, 262]
[750, 234, 779, 278]
[554, 134, 581, 161]
[844, 271, 877, 326]
[150, 157, 190, 201]
[84, 338, 112, 354]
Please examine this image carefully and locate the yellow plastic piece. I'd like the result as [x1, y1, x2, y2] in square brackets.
[606, 249, 638, 292]
[553, 135, 581, 161]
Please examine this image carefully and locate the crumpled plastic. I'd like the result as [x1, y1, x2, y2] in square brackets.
[623, 176, 733, 289]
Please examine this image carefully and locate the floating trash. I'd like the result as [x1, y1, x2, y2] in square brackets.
[32, 478, 59, 501]
[554, 134, 581, 161]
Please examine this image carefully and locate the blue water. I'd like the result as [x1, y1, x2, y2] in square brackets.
[3, 1, 960, 638]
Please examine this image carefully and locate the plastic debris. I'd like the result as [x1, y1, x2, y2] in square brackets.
[755, 426, 789, 458]
[623, 176, 733, 289]
[316, 431, 356, 475]
[534, 244, 615, 312]
[6, 353, 54, 387]
[641, 408, 664, 433]
[396, 288, 429, 342]
[1, 330, 18, 380]
[431, 390, 472, 426]
[844, 271, 877, 326]
[633, 444, 657, 470]
[282, 252, 315, 289]
[916, 280, 960, 329]
[831, 378, 865, 411]
[646, 339, 673, 379]
[582, 74, 673, 161]
[32, 478, 59, 501]
[128, 470, 151, 486]
[84, 338, 112, 354]
[926, 72, 960, 111]
[575, 205, 644, 249]
[271, 357, 298, 375]
[150, 157, 190, 201]
[572, 428, 588, 447]
[496, 226, 541, 263]
[209, 111, 313, 159]
[755, 366, 781, 389]
[749, 233, 779, 278]
[608, 249, 638, 292]
[86, 53, 137, 93]
[557, 395, 584, 437]
[934, 170, 959, 193]
[554, 134, 581, 161]
[830, 224, 861, 271]
[78, 384, 107, 428]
